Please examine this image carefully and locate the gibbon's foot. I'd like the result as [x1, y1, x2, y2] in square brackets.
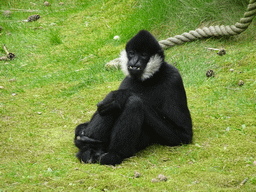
[99, 153, 123, 165]
[77, 148, 105, 164]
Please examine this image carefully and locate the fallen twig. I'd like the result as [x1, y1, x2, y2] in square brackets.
[206, 47, 226, 56]
[0, 56, 8, 61]
[9, 8, 40, 12]
[3, 45, 15, 59]
[240, 178, 249, 186]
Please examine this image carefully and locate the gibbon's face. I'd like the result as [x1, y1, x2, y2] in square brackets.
[126, 49, 150, 79]
[120, 30, 164, 81]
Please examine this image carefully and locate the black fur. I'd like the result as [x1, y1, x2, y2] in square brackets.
[74, 30, 193, 165]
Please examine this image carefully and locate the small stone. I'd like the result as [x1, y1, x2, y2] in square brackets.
[37, 112, 42, 115]
[11, 93, 17, 96]
[158, 174, 167, 181]
[238, 80, 244, 86]
[195, 143, 201, 147]
[34, 26, 43, 30]
[230, 68, 234, 72]
[59, 2, 64, 5]
[113, 35, 120, 40]
[47, 168, 53, 172]
[134, 171, 140, 178]
[0, 86, 4, 89]
[253, 161, 256, 166]
[44, 1, 50, 6]
[151, 178, 159, 183]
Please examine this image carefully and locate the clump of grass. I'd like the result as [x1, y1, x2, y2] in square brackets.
[48, 29, 62, 45]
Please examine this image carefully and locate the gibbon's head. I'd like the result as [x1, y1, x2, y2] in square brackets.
[120, 30, 164, 81]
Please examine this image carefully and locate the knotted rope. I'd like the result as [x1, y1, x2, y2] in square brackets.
[106, 0, 256, 69]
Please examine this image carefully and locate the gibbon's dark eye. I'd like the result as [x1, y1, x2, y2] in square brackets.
[141, 53, 148, 59]
[129, 50, 135, 57]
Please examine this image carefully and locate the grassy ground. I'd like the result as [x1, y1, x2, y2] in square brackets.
[0, 0, 255, 191]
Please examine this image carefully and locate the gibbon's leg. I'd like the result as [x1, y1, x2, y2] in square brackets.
[100, 96, 145, 165]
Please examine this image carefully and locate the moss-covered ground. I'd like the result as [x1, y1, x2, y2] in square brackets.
[0, 0, 255, 191]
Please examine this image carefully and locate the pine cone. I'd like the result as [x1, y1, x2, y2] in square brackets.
[206, 69, 214, 77]
[217, 48, 226, 56]
[238, 80, 244, 86]
[7, 53, 15, 59]
[27, 14, 40, 22]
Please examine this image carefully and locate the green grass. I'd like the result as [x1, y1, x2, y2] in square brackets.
[1, 0, 256, 191]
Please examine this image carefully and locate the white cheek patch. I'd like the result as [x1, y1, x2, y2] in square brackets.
[119, 51, 162, 81]
[120, 50, 129, 77]
[141, 54, 162, 81]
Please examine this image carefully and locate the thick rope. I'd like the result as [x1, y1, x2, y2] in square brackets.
[105, 0, 256, 69]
